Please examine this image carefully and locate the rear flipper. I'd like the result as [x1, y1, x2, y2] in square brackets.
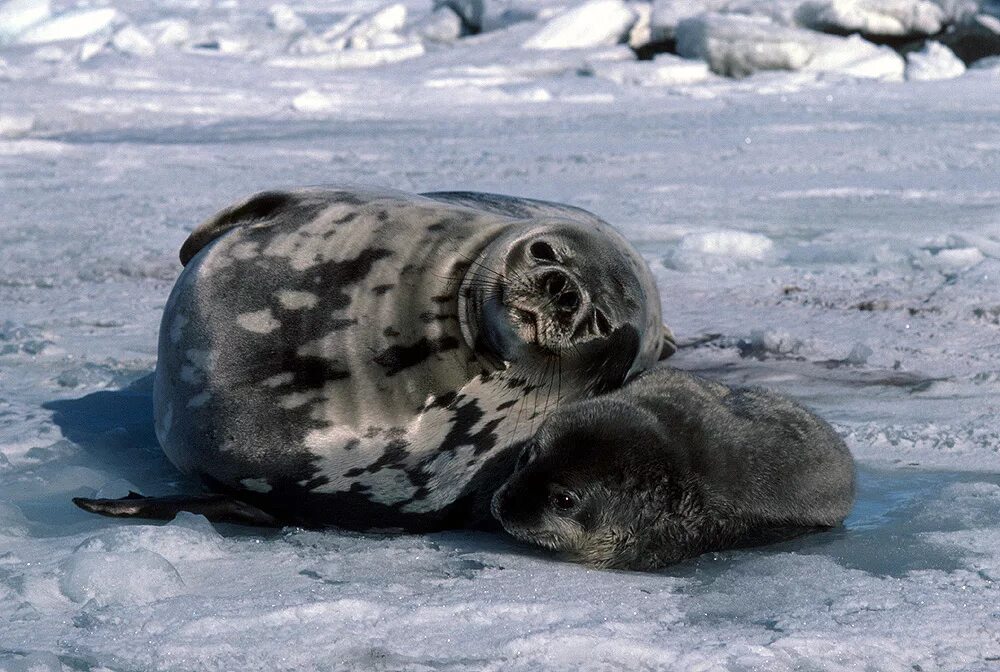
[73, 491, 284, 527]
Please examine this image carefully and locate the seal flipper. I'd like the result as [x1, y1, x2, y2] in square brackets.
[659, 324, 677, 360]
[73, 492, 283, 527]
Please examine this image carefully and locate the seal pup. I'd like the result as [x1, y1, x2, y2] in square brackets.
[75, 187, 674, 531]
[491, 365, 855, 569]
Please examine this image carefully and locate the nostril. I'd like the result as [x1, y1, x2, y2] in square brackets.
[530, 241, 557, 262]
[557, 291, 579, 311]
[544, 273, 566, 296]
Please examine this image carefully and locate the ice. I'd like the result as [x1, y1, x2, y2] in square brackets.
[267, 3, 306, 35]
[0, 112, 33, 138]
[2, 0, 1000, 668]
[0, 0, 49, 44]
[905, 39, 968, 79]
[675, 12, 904, 79]
[15, 7, 118, 45]
[59, 549, 184, 604]
[588, 52, 712, 85]
[111, 25, 155, 58]
[797, 0, 946, 36]
[522, 0, 637, 50]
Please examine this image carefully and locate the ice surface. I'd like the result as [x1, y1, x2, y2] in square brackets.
[906, 39, 968, 78]
[1, 0, 1000, 669]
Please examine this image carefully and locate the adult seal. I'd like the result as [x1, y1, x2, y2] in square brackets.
[75, 187, 675, 531]
[492, 365, 855, 569]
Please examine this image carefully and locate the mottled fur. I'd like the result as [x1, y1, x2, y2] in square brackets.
[76, 187, 673, 531]
[492, 365, 855, 570]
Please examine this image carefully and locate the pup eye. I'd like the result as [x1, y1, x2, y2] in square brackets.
[529, 241, 557, 262]
[550, 491, 578, 512]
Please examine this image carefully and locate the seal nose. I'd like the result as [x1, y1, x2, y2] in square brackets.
[541, 271, 580, 315]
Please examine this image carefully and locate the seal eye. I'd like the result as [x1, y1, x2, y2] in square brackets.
[529, 241, 558, 263]
[550, 491, 578, 512]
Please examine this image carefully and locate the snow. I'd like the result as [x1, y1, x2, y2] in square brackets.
[2, 0, 1000, 669]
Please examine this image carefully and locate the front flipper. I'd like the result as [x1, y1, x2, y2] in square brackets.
[73, 492, 283, 527]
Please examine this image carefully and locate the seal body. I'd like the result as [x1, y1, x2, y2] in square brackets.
[492, 365, 855, 569]
[143, 187, 671, 531]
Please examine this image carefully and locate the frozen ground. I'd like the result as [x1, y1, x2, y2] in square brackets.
[1, 1, 1000, 670]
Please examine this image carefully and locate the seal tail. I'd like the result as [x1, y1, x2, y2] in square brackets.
[72, 492, 283, 527]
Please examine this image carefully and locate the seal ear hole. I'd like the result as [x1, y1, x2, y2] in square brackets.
[594, 309, 612, 336]
[529, 241, 558, 262]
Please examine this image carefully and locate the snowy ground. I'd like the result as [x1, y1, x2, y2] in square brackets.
[2, 1, 1000, 670]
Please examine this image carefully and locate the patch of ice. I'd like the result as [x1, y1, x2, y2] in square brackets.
[664, 229, 776, 270]
[676, 12, 904, 79]
[801, 0, 946, 36]
[291, 88, 340, 112]
[911, 245, 985, 270]
[268, 4, 306, 35]
[971, 54, 1000, 69]
[0, 500, 29, 536]
[523, 0, 637, 50]
[413, 6, 464, 43]
[74, 513, 225, 563]
[0, 113, 33, 138]
[144, 18, 190, 47]
[59, 549, 184, 604]
[0, 0, 49, 44]
[16, 7, 117, 45]
[589, 53, 712, 85]
[111, 25, 155, 58]
[905, 40, 966, 80]
[269, 41, 425, 69]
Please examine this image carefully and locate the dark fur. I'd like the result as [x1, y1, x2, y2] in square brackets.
[491, 365, 856, 570]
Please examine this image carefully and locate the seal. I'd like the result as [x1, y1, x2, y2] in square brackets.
[491, 365, 855, 569]
[74, 187, 675, 531]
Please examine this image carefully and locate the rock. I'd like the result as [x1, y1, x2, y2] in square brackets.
[111, 25, 155, 57]
[905, 39, 966, 78]
[268, 4, 306, 35]
[937, 13, 1000, 64]
[676, 12, 903, 79]
[523, 0, 637, 50]
[0, 0, 50, 44]
[796, 0, 945, 37]
[16, 7, 117, 44]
